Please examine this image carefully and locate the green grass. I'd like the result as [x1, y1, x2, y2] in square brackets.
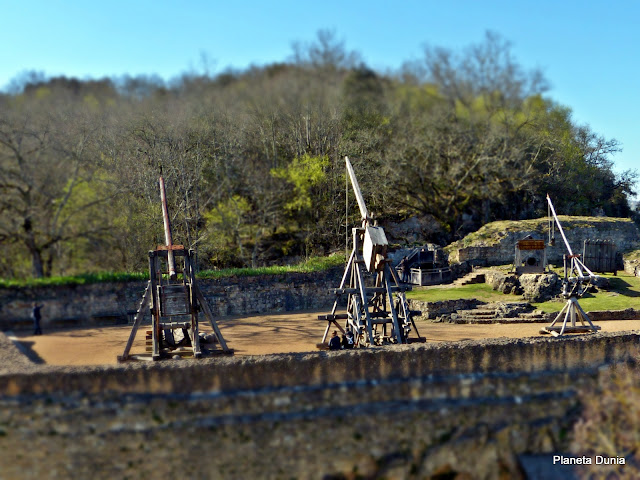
[197, 254, 346, 279]
[407, 283, 511, 303]
[532, 273, 640, 313]
[0, 253, 347, 289]
[0, 271, 149, 288]
[407, 271, 640, 313]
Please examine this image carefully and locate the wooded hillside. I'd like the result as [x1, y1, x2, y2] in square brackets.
[0, 31, 636, 278]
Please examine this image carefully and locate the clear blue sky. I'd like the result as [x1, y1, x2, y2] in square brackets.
[1, 0, 638, 187]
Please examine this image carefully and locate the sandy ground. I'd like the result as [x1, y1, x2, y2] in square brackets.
[11, 310, 640, 366]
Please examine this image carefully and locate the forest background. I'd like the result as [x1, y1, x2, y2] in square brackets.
[1, 31, 637, 279]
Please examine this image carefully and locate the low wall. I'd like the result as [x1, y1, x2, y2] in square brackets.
[410, 298, 483, 319]
[0, 267, 343, 331]
[0, 330, 637, 396]
[1, 331, 638, 479]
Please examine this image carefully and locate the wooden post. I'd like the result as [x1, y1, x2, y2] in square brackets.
[149, 251, 161, 360]
[159, 176, 177, 280]
[194, 283, 230, 352]
[119, 282, 151, 361]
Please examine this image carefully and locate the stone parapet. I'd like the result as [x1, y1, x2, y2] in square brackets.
[1, 330, 637, 396]
[1, 331, 638, 479]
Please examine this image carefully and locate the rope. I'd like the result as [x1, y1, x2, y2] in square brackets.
[345, 162, 349, 259]
[548, 199, 555, 245]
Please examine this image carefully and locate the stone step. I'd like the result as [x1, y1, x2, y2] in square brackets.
[445, 300, 548, 324]
[452, 272, 486, 286]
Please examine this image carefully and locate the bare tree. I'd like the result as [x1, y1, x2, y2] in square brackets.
[0, 87, 115, 277]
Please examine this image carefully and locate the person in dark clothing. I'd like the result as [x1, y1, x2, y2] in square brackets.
[31, 302, 43, 335]
[398, 256, 410, 283]
[328, 330, 341, 350]
[342, 331, 354, 349]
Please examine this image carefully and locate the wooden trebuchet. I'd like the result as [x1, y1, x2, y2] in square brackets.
[318, 157, 425, 348]
[540, 195, 600, 336]
[118, 178, 232, 361]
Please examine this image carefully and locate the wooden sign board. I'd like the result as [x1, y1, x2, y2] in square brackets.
[159, 284, 190, 316]
[517, 239, 545, 251]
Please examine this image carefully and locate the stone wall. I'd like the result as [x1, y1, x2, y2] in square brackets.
[0, 331, 638, 479]
[410, 298, 483, 319]
[448, 217, 640, 267]
[0, 267, 343, 331]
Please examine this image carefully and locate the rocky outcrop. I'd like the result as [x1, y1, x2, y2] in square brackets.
[485, 271, 561, 302]
[383, 214, 444, 245]
[485, 270, 523, 295]
[519, 273, 562, 302]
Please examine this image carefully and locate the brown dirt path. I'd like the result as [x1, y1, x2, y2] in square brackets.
[11, 310, 640, 366]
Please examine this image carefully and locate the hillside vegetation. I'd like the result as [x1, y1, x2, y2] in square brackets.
[1, 31, 637, 280]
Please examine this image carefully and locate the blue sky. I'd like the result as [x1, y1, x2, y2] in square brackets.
[1, 0, 638, 187]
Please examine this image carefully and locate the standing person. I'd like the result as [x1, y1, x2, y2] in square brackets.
[398, 256, 410, 283]
[31, 302, 43, 335]
[328, 330, 341, 350]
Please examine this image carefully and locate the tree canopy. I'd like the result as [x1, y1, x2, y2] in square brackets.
[0, 31, 636, 278]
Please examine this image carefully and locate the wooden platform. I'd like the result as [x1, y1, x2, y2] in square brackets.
[539, 325, 601, 337]
[117, 347, 234, 362]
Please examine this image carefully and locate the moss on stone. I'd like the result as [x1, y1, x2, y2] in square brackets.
[445, 216, 636, 253]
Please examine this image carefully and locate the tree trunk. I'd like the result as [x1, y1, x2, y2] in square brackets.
[23, 218, 45, 278]
[28, 245, 45, 278]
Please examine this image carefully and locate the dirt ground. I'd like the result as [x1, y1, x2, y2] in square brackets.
[11, 310, 640, 366]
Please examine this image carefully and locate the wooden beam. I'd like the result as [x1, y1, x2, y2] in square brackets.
[118, 282, 151, 362]
[194, 283, 231, 352]
[345, 156, 369, 223]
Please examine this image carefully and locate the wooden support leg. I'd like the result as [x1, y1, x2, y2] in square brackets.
[384, 264, 403, 344]
[574, 299, 599, 331]
[548, 301, 570, 328]
[354, 265, 374, 345]
[119, 282, 151, 362]
[190, 313, 202, 359]
[152, 312, 161, 360]
[558, 302, 572, 336]
[194, 283, 230, 352]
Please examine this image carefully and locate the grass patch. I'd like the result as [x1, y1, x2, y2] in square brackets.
[0, 271, 148, 288]
[408, 271, 640, 314]
[407, 283, 511, 303]
[532, 272, 640, 313]
[197, 254, 345, 279]
[0, 254, 346, 288]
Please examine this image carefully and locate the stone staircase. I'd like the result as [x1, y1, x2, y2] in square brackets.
[447, 301, 549, 324]
[452, 270, 487, 287]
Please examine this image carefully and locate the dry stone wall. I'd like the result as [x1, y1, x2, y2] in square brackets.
[0, 267, 343, 331]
